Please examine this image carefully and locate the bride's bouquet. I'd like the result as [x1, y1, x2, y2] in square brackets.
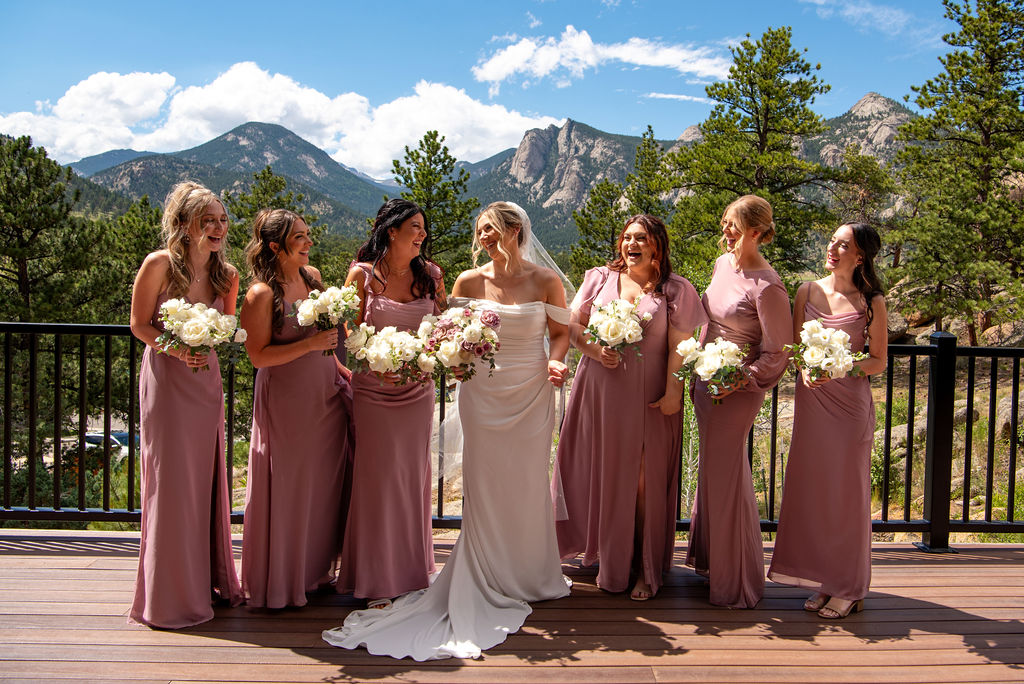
[156, 299, 248, 372]
[420, 304, 501, 381]
[344, 322, 436, 384]
[584, 297, 652, 357]
[786, 318, 867, 382]
[674, 336, 747, 401]
[293, 285, 361, 356]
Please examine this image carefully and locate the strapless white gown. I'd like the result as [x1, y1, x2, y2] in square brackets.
[323, 299, 571, 660]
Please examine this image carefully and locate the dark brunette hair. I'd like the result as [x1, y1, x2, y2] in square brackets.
[607, 214, 672, 294]
[356, 199, 438, 300]
[845, 222, 885, 330]
[245, 208, 321, 333]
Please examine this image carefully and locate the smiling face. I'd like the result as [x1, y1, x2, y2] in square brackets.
[619, 222, 655, 271]
[825, 224, 862, 274]
[720, 207, 749, 253]
[274, 218, 313, 268]
[389, 212, 427, 261]
[190, 199, 229, 253]
[475, 217, 519, 260]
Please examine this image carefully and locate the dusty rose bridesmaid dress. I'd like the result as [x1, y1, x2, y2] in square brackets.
[768, 301, 873, 601]
[337, 263, 441, 599]
[686, 253, 792, 608]
[553, 267, 706, 595]
[130, 292, 243, 628]
[241, 303, 353, 608]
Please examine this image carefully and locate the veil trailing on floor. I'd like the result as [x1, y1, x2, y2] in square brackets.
[431, 202, 575, 486]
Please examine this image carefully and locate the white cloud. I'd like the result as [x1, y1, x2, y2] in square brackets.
[526, 11, 541, 29]
[644, 92, 713, 104]
[799, 0, 911, 36]
[472, 25, 731, 96]
[0, 63, 562, 178]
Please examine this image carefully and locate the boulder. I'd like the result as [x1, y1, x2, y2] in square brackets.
[887, 310, 909, 342]
[982, 321, 1024, 347]
[996, 395, 1024, 442]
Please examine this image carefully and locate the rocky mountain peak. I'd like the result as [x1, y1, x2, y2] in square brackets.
[848, 92, 898, 119]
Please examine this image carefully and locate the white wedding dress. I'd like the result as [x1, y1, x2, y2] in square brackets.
[323, 299, 572, 660]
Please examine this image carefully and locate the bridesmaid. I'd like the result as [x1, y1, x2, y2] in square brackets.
[337, 198, 446, 609]
[128, 181, 242, 628]
[240, 209, 353, 609]
[768, 222, 887, 619]
[686, 194, 792, 609]
[553, 215, 706, 601]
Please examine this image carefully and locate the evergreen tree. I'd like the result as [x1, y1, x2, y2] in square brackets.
[893, 0, 1024, 344]
[665, 26, 836, 280]
[569, 178, 626, 283]
[390, 131, 480, 286]
[0, 135, 120, 322]
[569, 126, 673, 283]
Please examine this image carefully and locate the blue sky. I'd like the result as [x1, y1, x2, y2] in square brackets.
[0, 0, 954, 178]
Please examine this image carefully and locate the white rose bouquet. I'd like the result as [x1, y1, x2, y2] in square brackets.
[292, 285, 361, 356]
[420, 304, 501, 381]
[344, 323, 435, 384]
[155, 298, 248, 372]
[673, 336, 747, 402]
[786, 318, 868, 382]
[584, 297, 652, 358]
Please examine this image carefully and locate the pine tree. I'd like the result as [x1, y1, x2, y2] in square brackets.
[892, 0, 1024, 344]
[390, 131, 480, 286]
[569, 178, 626, 283]
[665, 26, 836, 280]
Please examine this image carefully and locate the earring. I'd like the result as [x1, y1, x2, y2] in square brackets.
[183, 235, 190, 245]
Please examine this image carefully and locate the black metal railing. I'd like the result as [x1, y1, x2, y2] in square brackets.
[2, 323, 1022, 549]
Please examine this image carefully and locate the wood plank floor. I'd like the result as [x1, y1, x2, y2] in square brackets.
[1, 531, 1023, 683]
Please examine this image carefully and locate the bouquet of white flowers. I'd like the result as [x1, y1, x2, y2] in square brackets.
[673, 336, 747, 401]
[156, 299, 248, 372]
[344, 322, 436, 384]
[292, 285, 361, 356]
[584, 297, 652, 357]
[786, 318, 868, 382]
[420, 304, 501, 381]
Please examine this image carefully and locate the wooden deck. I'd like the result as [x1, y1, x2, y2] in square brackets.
[1, 530, 1023, 683]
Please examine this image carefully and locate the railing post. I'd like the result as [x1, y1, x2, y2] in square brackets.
[916, 331, 957, 553]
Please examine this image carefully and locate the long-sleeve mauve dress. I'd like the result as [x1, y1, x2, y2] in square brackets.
[130, 291, 243, 628]
[552, 267, 707, 595]
[768, 300, 873, 601]
[241, 301, 353, 608]
[685, 253, 792, 608]
[337, 263, 441, 599]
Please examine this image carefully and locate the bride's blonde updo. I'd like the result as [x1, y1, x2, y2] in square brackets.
[472, 202, 526, 270]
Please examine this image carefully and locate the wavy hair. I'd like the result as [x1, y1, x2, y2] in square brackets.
[245, 208, 322, 333]
[161, 181, 233, 299]
[606, 214, 672, 295]
[844, 222, 886, 331]
[472, 202, 526, 270]
[356, 199, 438, 300]
[720, 194, 776, 255]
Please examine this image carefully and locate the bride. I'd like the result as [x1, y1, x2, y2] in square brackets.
[322, 201, 572, 660]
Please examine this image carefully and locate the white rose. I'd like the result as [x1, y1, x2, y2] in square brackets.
[675, 338, 701, 365]
[417, 352, 437, 374]
[233, 327, 248, 343]
[296, 299, 318, 327]
[214, 313, 237, 340]
[417, 320, 434, 339]
[178, 318, 212, 348]
[436, 340, 463, 367]
[597, 319, 626, 346]
[462, 323, 484, 344]
[345, 323, 373, 352]
[694, 352, 722, 381]
[802, 345, 827, 368]
[623, 320, 644, 344]
[831, 329, 851, 347]
[801, 319, 824, 344]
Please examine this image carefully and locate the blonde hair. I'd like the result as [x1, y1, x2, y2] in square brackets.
[719, 194, 776, 254]
[161, 181, 232, 298]
[472, 202, 525, 271]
